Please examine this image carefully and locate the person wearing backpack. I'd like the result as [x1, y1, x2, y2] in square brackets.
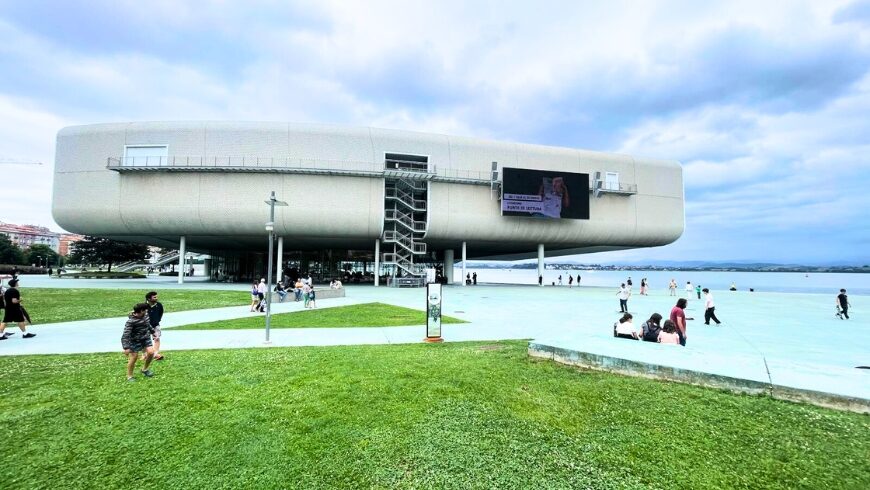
[641, 313, 663, 342]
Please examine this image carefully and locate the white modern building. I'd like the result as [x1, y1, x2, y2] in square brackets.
[52, 122, 684, 285]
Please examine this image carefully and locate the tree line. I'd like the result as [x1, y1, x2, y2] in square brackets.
[0, 235, 151, 272]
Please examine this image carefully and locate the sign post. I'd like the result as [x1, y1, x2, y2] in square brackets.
[424, 282, 443, 343]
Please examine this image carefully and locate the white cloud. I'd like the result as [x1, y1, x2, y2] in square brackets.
[0, 0, 868, 262]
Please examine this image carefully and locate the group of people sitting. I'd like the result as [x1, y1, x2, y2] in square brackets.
[251, 275, 322, 312]
[613, 312, 680, 345]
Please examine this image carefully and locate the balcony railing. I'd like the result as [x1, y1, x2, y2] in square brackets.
[107, 156, 493, 185]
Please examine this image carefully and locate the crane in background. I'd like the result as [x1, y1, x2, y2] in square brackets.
[0, 158, 43, 165]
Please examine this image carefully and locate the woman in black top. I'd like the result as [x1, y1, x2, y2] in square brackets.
[1, 279, 36, 339]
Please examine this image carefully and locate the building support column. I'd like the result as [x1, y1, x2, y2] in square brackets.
[276, 236, 284, 283]
[537, 243, 545, 287]
[374, 239, 380, 287]
[177, 236, 186, 285]
[461, 241, 467, 286]
[444, 249, 455, 285]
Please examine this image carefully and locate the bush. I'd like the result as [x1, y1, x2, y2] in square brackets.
[0, 264, 45, 274]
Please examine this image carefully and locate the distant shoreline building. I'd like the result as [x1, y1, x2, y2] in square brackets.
[58, 233, 85, 256]
[52, 122, 684, 285]
[0, 222, 61, 253]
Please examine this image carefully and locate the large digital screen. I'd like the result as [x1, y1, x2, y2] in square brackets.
[501, 167, 590, 219]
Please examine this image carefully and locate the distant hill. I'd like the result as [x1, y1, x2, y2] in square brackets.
[458, 260, 869, 273]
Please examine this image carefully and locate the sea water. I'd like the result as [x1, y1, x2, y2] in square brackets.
[451, 268, 870, 295]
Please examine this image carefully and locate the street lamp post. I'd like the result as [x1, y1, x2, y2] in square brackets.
[264, 191, 288, 343]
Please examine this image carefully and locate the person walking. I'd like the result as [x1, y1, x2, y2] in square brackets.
[249, 281, 260, 312]
[836, 289, 850, 319]
[308, 286, 317, 309]
[576, 274, 581, 285]
[685, 281, 693, 299]
[626, 277, 633, 290]
[568, 275, 574, 288]
[472, 272, 477, 285]
[0, 279, 36, 339]
[617, 283, 631, 313]
[670, 298, 688, 346]
[303, 282, 312, 308]
[640, 278, 648, 295]
[257, 278, 267, 313]
[695, 284, 702, 300]
[121, 302, 156, 381]
[145, 291, 165, 360]
[558, 275, 563, 286]
[669, 279, 677, 296]
[703, 288, 721, 325]
[538, 275, 543, 286]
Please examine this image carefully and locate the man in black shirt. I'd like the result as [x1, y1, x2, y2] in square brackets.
[836, 289, 850, 320]
[146, 291, 165, 359]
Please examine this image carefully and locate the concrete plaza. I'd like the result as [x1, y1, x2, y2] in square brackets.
[1, 274, 867, 410]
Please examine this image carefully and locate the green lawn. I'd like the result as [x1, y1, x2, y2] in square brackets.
[21, 288, 248, 324]
[1, 342, 867, 489]
[171, 302, 467, 330]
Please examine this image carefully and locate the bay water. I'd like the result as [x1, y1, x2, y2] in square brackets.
[451, 268, 870, 296]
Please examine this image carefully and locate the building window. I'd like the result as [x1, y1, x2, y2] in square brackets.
[605, 172, 620, 191]
[385, 153, 429, 172]
[124, 145, 168, 167]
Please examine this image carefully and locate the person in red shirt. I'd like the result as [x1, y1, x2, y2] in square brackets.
[669, 298, 688, 346]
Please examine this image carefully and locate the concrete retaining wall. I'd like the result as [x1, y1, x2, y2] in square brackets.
[529, 342, 870, 414]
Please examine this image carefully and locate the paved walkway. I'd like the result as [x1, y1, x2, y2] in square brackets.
[1, 277, 867, 403]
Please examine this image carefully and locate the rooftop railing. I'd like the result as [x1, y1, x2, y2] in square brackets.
[107, 156, 493, 184]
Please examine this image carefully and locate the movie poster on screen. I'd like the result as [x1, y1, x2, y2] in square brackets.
[501, 168, 590, 219]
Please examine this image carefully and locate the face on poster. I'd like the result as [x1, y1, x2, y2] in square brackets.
[501, 167, 590, 219]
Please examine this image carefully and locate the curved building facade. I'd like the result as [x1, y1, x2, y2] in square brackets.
[52, 122, 683, 281]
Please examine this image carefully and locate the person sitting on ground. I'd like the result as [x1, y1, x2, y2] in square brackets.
[640, 313, 663, 342]
[658, 320, 681, 345]
[274, 282, 288, 302]
[121, 303, 156, 381]
[613, 313, 639, 340]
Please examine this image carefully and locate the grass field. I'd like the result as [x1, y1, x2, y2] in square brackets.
[20, 288, 248, 324]
[1, 341, 867, 489]
[171, 302, 467, 330]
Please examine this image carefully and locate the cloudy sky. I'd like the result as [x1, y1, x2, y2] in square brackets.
[0, 0, 868, 265]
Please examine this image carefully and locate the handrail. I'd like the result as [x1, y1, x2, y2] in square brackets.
[385, 186, 427, 211]
[382, 231, 426, 254]
[107, 156, 492, 184]
[384, 209, 426, 233]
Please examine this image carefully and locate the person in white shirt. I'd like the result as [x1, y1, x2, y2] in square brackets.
[256, 279, 267, 312]
[613, 313, 639, 340]
[703, 288, 721, 325]
[616, 283, 631, 313]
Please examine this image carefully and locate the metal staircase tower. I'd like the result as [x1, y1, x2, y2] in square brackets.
[381, 154, 429, 286]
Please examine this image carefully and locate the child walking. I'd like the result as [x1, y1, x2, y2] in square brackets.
[121, 303, 156, 381]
